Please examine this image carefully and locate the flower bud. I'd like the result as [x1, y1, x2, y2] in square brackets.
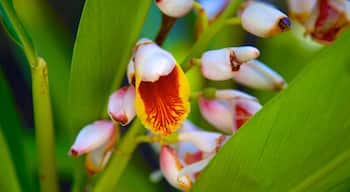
[68, 120, 116, 156]
[156, 0, 194, 18]
[178, 155, 214, 179]
[303, 0, 350, 44]
[200, 46, 260, 81]
[160, 145, 192, 190]
[85, 132, 116, 175]
[288, 0, 317, 24]
[198, 97, 233, 133]
[178, 130, 228, 153]
[240, 1, 291, 37]
[108, 86, 136, 125]
[199, 90, 262, 133]
[127, 58, 135, 86]
[199, 0, 229, 21]
[233, 60, 287, 91]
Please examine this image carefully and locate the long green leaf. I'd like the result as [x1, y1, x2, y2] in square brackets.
[0, 126, 21, 192]
[67, 0, 151, 190]
[68, 0, 151, 135]
[192, 31, 350, 191]
[0, 69, 32, 191]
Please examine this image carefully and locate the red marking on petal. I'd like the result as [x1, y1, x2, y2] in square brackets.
[235, 104, 252, 129]
[312, 0, 348, 43]
[110, 113, 128, 125]
[138, 67, 187, 135]
[184, 151, 203, 165]
[69, 149, 79, 156]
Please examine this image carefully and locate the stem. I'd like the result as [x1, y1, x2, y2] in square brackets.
[193, 1, 209, 37]
[94, 119, 144, 192]
[225, 17, 241, 26]
[0, 0, 37, 67]
[0, 2, 59, 191]
[32, 58, 59, 192]
[0, 127, 21, 192]
[136, 133, 179, 144]
[155, 13, 177, 45]
[184, 58, 201, 72]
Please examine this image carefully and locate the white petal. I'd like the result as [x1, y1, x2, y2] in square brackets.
[127, 58, 135, 85]
[108, 86, 136, 125]
[160, 145, 192, 190]
[156, 0, 194, 18]
[215, 89, 257, 101]
[68, 121, 115, 156]
[199, 0, 229, 20]
[346, 1, 350, 21]
[178, 131, 227, 153]
[288, 0, 317, 15]
[198, 97, 233, 133]
[241, 1, 290, 37]
[200, 46, 259, 81]
[178, 155, 214, 178]
[233, 60, 287, 91]
[134, 42, 176, 82]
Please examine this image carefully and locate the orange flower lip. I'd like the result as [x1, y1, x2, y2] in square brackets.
[136, 65, 190, 135]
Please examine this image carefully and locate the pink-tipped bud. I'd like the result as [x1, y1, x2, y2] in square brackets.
[303, 0, 350, 44]
[233, 60, 287, 91]
[199, 89, 262, 133]
[156, 0, 194, 18]
[198, 97, 233, 133]
[160, 145, 192, 191]
[231, 96, 262, 132]
[178, 131, 228, 153]
[127, 58, 135, 86]
[200, 46, 260, 81]
[85, 132, 116, 175]
[108, 86, 136, 125]
[288, 0, 317, 24]
[199, 0, 229, 21]
[240, 1, 291, 38]
[134, 38, 176, 82]
[68, 120, 116, 157]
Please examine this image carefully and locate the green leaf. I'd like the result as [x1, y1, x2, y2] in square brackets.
[68, 0, 151, 135]
[0, 126, 21, 192]
[0, 69, 32, 191]
[192, 31, 350, 191]
[67, 0, 151, 190]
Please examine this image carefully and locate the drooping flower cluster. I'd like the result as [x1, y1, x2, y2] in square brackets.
[68, 0, 292, 190]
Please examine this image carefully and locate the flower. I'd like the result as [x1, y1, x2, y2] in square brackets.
[155, 0, 194, 18]
[159, 121, 228, 190]
[68, 120, 117, 175]
[108, 86, 136, 125]
[198, 89, 262, 134]
[240, 1, 291, 37]
[233, 59, 287, 91]
[131, 38, 190, 136]
[200, 46, 260, 80]
[289, 0, 350, 44]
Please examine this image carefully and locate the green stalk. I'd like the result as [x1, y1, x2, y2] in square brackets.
[32, 58, 59, 192]
[0, 2, 59, 191]
[0, 126, 21, 192]
[94, 119, 144, 192]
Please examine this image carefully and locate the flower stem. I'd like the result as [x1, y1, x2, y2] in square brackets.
[32, 58, 59, 192]
[225, 17, 241, 26]
[193, 1, 209, 36]
[93, 119, 144, 192]
[155, 13, 177, 45]
[0, 2, 59, 191]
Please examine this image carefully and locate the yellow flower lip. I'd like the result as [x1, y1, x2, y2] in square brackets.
[131, 39, 190, 136]
[135, 64, 190, 136]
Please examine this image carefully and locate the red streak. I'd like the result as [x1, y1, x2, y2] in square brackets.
[138, 67, 186, 135]
[235, 104, 252, 129]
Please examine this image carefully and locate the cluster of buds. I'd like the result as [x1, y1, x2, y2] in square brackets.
[288, 0, 350, 43]
[68, 0, 291, 188]
[155, 0, 291, 38]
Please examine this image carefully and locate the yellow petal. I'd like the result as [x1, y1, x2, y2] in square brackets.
[135, 64, 190, 136]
